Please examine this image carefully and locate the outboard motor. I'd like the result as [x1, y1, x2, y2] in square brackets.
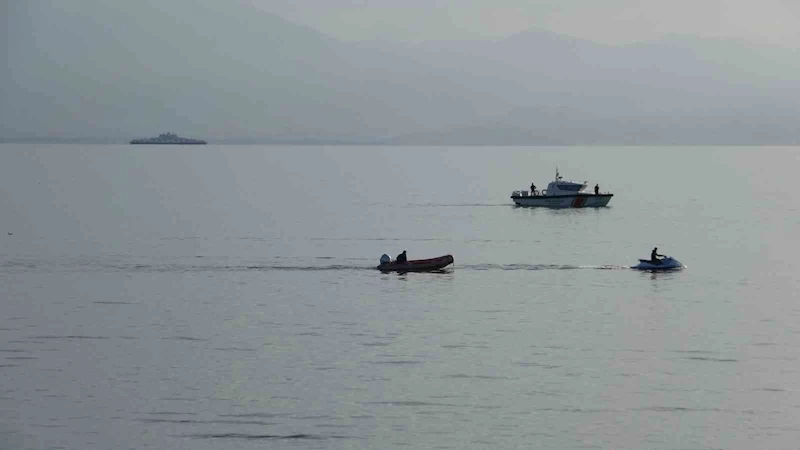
[379, 254, 391, 265]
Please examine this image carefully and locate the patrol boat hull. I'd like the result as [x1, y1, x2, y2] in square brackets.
[511, 193, 613, 207]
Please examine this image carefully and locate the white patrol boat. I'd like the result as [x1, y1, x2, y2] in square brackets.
[511, 170, 613, 207]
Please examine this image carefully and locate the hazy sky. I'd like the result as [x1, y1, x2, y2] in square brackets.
[5, 0, 800, 143]
[249, 0, 800, 45]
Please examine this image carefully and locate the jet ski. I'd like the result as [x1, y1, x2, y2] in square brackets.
[631, 256, 684, 270]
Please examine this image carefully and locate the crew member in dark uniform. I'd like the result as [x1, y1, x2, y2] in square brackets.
[396, 250, 407, 263]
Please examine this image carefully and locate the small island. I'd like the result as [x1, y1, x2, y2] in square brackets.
[130, 133, 207, 145]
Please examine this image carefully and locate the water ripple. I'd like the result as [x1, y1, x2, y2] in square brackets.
[516, 362, 562, 369]
[182, 433, 338, 440]
[1, 258, 636, 273]
[30, 335, 110, 340]
[683, 356, 739, 363]
[535, 407, 621, 413]
[141, 418, 278, 426]
[218, 413, 292, 419]
[464, 263, 629, 271]
[637, 406, 730, 413]
[369, 360, 422, 365]
[367, 401, 461, 408]
[161, 336, 207, 342]
[445, 374, 519, 380]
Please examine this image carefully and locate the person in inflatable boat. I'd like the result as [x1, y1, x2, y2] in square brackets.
[396, 250, 407, 263]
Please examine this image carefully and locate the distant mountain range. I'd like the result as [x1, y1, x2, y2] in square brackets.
[4, 0, 800, 145]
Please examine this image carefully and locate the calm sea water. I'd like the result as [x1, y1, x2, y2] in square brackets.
[1, 144, 799, 450]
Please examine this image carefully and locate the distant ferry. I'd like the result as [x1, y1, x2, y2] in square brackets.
[130, 132, 207, 145]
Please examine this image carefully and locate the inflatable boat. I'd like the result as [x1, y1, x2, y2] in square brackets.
[377, 254, 454, 272]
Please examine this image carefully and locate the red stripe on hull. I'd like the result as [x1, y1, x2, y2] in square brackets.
[571, 197, 587, 207]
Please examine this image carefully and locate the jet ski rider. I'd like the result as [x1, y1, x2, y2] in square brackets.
[651, 247, 664, 264]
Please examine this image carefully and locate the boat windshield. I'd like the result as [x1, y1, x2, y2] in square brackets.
[555, 184, 584, 191]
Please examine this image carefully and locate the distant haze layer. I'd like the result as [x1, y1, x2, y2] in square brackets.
[4, 0, 800, 144]
[250, 0, 800, 46]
